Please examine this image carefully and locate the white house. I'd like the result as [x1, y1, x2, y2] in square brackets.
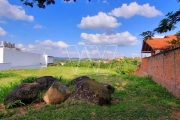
[0, 41, 54, 71]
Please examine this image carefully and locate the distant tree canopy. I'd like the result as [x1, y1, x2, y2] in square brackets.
[50, 57, 140, 75]
[140, 0, 180, 41]
[21, 0, 91, 8]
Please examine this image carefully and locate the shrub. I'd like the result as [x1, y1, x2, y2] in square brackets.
[21, 76, 37, 83]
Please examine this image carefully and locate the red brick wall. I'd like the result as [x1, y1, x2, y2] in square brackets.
[136, 57, 149, 76]
[175, 49, 180, 97]
[136, 48, 180, 98]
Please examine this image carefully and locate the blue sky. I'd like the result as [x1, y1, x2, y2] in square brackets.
[0, 0, 180, 59]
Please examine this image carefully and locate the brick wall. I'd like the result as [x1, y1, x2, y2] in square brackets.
[136, 57, 149, 76]
[136, 48, 180, 98]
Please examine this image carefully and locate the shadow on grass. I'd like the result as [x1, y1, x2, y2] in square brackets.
[0, 73, 19, 79]
[1, 74, 180, 119]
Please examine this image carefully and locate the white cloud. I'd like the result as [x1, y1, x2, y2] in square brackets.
[16, 40, 68, 52]
[104, 50, 114, 55]
[16, 43, 38, 51]
[82, 50, 99, 55]
[0, 0, 34, 21]
[0, 20, 6, 24]
[33, 24, 43, 29]
[61, 51, 78, 55]
[28, 44, 35, 49]
[35, 40, 68, 49]
[81, 49, 117, 59]
[62, 46, 118, 59]
[78, 12, 121, 29]
[80, 31, 139, 46]
[91, 50, 99, 54]
[109, 2, 162, 18]
[78, 42, 85, 45]
[16, 44, 27, 51]
[103, 0, 107, 3]
[0, 27, 6, 36]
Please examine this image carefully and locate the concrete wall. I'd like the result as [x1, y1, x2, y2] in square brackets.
[41, 54, 47, 67]
[3, 48, 42, 67]
[136, 48, 180, 98]
[11, 64, 42, 69]
[0, 48, 52, 70]
[0, 63, 11, 70]
[0, 48, 3, 63]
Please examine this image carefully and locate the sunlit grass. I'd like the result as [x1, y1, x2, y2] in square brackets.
[0, 67, 180, 119]
[0, 66, 117, 86]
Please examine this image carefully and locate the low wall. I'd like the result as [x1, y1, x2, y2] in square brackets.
[11, 64, 42, 70]
[0, 48, 49, 71]
[0, 63, 11, 70]
[3, 48, 42, 67]
[136, 48, 180, 98]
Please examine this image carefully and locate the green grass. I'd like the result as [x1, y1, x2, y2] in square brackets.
[0, 66, 180, 119]
[0, 66, 116, 85]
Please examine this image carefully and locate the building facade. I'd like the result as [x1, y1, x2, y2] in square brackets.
[0, 41, 53, 70]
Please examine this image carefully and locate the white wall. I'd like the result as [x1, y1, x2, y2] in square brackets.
[0, 48, 3, 63]
[0, 48, 53, 71]
[3, 48, 42, 67]
[0, 63, 11, 70]
[11, 64, 42, 69]
[41, 54, 47, 67]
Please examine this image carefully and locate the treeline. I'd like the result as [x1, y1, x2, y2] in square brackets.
[49, 57, 141, 75]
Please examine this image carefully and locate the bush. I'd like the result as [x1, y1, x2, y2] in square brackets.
[21, 76, 37, 83]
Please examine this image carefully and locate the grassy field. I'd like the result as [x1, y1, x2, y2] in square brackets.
[1, 66, 180, 119]
[0, 66, 116, 86]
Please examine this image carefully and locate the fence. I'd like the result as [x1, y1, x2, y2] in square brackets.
[136, 47, 180, 98]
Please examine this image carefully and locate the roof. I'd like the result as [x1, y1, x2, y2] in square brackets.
[141, 35, 177, 53]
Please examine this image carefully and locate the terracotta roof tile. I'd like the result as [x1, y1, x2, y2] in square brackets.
[146, 35, 177, 50]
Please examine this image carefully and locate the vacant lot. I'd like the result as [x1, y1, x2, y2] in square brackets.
[0, 66, 180, 120]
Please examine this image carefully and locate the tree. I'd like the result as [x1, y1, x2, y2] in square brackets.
[141, 0, 180, 40]
[21, 0, 91, 8]
[140, 31, 155, 41]
[168, 31, 180, 45]
[154, 10, 180, 33]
